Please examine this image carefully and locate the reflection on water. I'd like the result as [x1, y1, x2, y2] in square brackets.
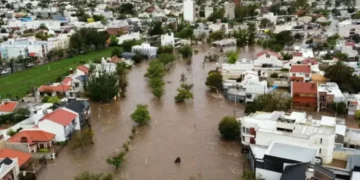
[37, 45, 263, 180]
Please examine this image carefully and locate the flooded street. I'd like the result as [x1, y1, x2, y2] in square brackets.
[38, 45, 263, 180]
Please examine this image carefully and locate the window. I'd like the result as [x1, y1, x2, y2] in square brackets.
[74, 83, 79, 87]
[319, 148, 322, 154]
[242, 136, 245, 141]
[320, 138, 322, 144]
[292, 73, 296, 76]
[305, 74, 309, 77]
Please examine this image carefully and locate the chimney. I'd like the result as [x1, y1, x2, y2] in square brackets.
[20, 137, 28, 143]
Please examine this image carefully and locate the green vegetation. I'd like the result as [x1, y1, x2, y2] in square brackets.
[355, 110, 360, 120]
[218, 116, 240, 140]
[226, 51, 239, 64]
[131, 104, 151, 125]
[179, 45, 193, 59]
[175, 74, 193, 103]
[106, 152, 125, 169]
[75, 171, 113, 180]
[116, 62, 128, 98]
[238, 170, 256, 180]
[157, 45, 174, 54]
[69, 28, 108, 54]
[245, 92, 292, 114]
[0, 108, 30, 125]
[331, 102, 348, 115]
[257, 31, 294, 52]
[149, 22, 165, 36]
[72, 128, 94, 151]
[325, 61, 360, 93]
[86, 70, 119, 102]
[205, 70, 222, 92]
[47, 96, 60, 103]
[146, 60, 166, 99]
[207, 8, 225, 22]
[0, 48, 114, 99]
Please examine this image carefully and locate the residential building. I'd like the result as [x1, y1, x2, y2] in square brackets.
[291, 82, 318, 110]
[0, 100, 18, 115]
[240, 111, 337, 164]
[204, 6, 213, 18]
[76, 65, 90, 76]
[0, 38, 49, 59]
[289, 65, 311, 82]
[220, 59, 254, 80]
[345, 93, 360, 115]
[38, 108, 80, 142]
[208, 21, 229, 33]
[117, 32, 141, 45]
[254, 50, 283, 68]
[224, 2, 235, 19]
[160, 33, 181, 47]
[65, 99, 91, 127]
[248, 142, 320, 180]
[183, 0, 194, 22]
[131, 43, 157, 58]
[106, 20, 130, 35]
[318, 83, 346, 111]
[338, 20, 360, 38]
[6, 130, 56, 158]
[0, 157, 20, 180]
[0, 148, 31, 170]
[37, 83, 72, 97]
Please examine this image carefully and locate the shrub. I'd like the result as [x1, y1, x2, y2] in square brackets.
[280, 68, 289, 72]
[218, 116, 240, 140]
[355, 110, 360, 119]
[270, 73, 279, 78]
[7, 129, 16, 136]
[38, 148, 50, 153]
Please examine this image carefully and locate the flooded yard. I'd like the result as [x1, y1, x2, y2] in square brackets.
[38, 45, 263, 180]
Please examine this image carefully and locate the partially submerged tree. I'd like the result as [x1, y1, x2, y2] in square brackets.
[72, 128, 94, 151]
[131, 104, 151, 125]
[106, 152, 125, 169]
[86, 70, 119, 102]
[205, 70, 222, 92]
[218, 116, 240, 140]
[75, 172, 113, 180]
[245, 92, 291, 114]
[116, 62, 128, 97]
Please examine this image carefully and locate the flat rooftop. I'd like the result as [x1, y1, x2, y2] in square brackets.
[266, 142, 317, 162]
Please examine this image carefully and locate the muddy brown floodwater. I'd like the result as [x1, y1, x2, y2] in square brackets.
[38, 45, 263, 180]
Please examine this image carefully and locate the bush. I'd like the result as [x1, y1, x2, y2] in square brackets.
[131, 104, 151, 125]
[7, 129, 16, 136]
[38, 148, 50, 153]
[331, 102, 347, 115]
[270, 73, 279, 78]
[56, 141, 67, 146]
[42, 96, 50, 102]
[355, 110, 360, 119]
[218, 116, 240, 140]
[280, 68, 289, 72]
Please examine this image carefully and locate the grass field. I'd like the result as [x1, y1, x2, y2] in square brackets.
[0, 48, 114, 99]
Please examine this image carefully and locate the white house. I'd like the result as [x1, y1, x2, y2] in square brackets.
[239, 111, 337, 164]
[131, 43, 157, 58]
[117, 32, 141, 45]
[224, 2, 235, 19]
[220, 59, 254, 80]
[338, 20, 360, 38]
[38, 108, 80, 142]
[160, 32, 181, 47]
[254, 50, 283, 68]
[183, 0, 194, 22]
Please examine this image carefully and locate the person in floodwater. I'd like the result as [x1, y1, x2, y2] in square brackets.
[175, 157, 181, 163]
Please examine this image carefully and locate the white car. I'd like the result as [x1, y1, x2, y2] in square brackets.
[1, 68, 11, 75]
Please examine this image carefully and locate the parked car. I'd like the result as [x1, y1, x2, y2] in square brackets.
[1, 68, 11, 75]
[26, 63, 34, 67]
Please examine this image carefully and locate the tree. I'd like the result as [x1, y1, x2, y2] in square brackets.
[152, 86, 164, 99]
[109, 35, 118, 47]
[325, 61, 354, 84]
[226, 51, 238, 64]
[116, 62, 128, 97]
[69, 28, 109, 53]
[218, 116, 240, 140]
[119, 3, 135, 15]
[175, 84, 194, 102]
[158, 53, 176, 68]
[86, 71, 119, 102]
[233, 29, 248, 47]
[245, 92, 292, 114]
[131, 104, 151, 125]
[352, 34, 360, 43]
[209, 30, 225, 41]
[72, 128, 94, 151]
[332, 102, 347, 115]
[75, 172, 113, 180]
[205, 70, 222, 91]
[121, 39, 141, 52]
[247, 23, 256, 45]
[260, 18, 273, 28]
[47, 96, 60, 103]
[106, 152, 125, 169]
[145, 60, 165, 79]
[158, 45, 174, 54]
[149, 22, 165, 36]
[275, 31, 294, 46]
[111, 47, 123, 57]
[355, 110, 360, 119]
[179, 45, 193, 59]
[207, 8, 225, 22]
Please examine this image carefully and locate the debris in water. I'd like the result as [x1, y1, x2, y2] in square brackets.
[175, 157, 181, 163]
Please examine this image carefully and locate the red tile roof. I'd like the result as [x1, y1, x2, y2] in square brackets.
[345, 42, 355, 47]
[256, 50, 283, 60]
[41, 108, 77, 126]
[62, 77, 72, 85]
[290, 65, 311, 73]
[292, 52, 303, 57]
[0, 102, 18, 112]
[38, 84, 71, 93]
[77, 65, 89, 75]
[29, 52, 37, 57]
[7, 130, 55, 144]
[0, 148, 31, 167]
[292, 82, 317, 94]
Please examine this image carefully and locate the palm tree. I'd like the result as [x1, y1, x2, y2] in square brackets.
[325, 61, 354, 83]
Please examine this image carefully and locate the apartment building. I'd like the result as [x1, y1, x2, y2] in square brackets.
[291, 82, 318, 111]
[338, 19, 360, 38]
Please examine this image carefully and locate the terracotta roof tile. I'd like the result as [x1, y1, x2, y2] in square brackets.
[7, 130, 55, 144]
[62, 77, 72, 85]
[0, 148, 31, 167]
[77, 65, 89, 75]
[0, 102, 18, 112]
[292, 82, 317, 94]
[292, 52, 303, 57]
[290, 65, 311, 73]
[38, 84, 71, 93]
[41, 108, 77, 126]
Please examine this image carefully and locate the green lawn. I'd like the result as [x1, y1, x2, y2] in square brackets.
[0, 48, 114, 99]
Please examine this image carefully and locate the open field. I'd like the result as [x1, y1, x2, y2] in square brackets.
[0, 48, 114, 99]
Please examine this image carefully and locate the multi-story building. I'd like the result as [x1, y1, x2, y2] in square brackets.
[289, 65, 311, 82]
[338, 19, 360, 38]
[224, 2, 235, 19]
[240, 111, 338, 164]
[183, 0, 194, 22]
[204, 6, 213, 18]
[0, 38, 49, 59]
[291, 82, 318, 111]
[318, 82, 346, 111]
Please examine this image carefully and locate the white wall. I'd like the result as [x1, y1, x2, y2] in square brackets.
[63, 108, 81, 130]
[183, 0, 194, 22]
[38, 120, 66, 142]
[256, 168, 282, 180]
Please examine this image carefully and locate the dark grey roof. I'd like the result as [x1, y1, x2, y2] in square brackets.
[280, 163, 308, 180]
[75, 75, 88, 82]
[0, 157, 13, 166]
[346, 155, 360, 170]
[66, 100, 85, 115]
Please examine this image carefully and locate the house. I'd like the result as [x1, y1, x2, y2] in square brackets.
[117, 32, 141, 45]
[0, 148, 31, 169]
[254, 50, 283, 68]
[291, 82, 318, 110]
[106, 20, 130, 35]
[338, 20, 360, 38]
[0, 100, 18, 115]
[160, 33, 181, 48]
[38, 108, 80, 142]
[345, 93, 360, 115]
[76, 65, 90, 76]
[6, 130, 55, 157]
[318, 83, 346, 111]
[224, 2, 235, 19]
[248, 142, 320, 180]
[289, 65, 311, 82]
[65, 99, 91, 127]
[220, 59, 254, 80]
[0, 38, 49, 59]
[37, 84, 72, 97]
[0, 157, 20, 180]
[183, 0, 194, 22]
[131, 43, 157, 58]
